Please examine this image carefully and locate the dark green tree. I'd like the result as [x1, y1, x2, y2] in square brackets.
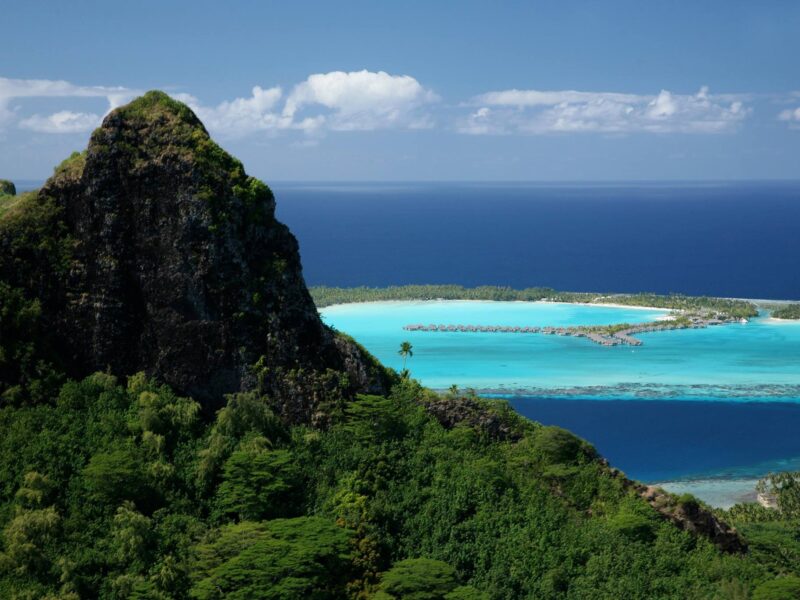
[82, 448, 147, 505]
[214, 439, 299, 521]
[374, 558, 459, 600]
[190, 517, 353, 600]
[753, 576, 800, 600]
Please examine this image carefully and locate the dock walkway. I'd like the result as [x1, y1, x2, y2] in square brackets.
[403, 315, 734, 347]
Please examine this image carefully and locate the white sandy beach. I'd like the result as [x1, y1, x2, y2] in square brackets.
[322, 298, 675, 313]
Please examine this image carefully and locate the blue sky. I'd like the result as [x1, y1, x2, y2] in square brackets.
[1, 1, 799, 181]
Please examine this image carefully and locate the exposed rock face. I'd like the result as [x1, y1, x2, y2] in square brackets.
[0, 91, 388, 415]
[0, 179, 15, 196]
[634, 482, 746, 554]
[421, 395, 524, 442]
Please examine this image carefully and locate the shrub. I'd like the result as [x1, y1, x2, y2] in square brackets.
[532, 426, 595, 465]
[190, 517, 353, 600]
[753, 576, 800, 600]
[375, 558, 459, 599]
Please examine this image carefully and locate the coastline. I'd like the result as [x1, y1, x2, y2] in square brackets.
[766, 316, 800, 324]
[657, 478, 759, 509]
[321, 298, 673, 313]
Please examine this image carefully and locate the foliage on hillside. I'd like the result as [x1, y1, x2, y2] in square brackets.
[0, 180, 15, 197]
[0, 370, 791, 598]
[719, 472, 800, 599]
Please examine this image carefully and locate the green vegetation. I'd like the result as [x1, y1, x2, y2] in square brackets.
[374, 558, 487, 599]
[91, 90, 276, 232]
[52, 150, 87, 182]
[310, 285, 759, 319]
[752, 576, 800, 599]
[311, 285, 557, 307]
[0, 190, 37, 220]
[772, 304, 800, 319]
[0, 369, 793, 598]
[0, 180, 15, 197]
[114, 90, 200, 125]
[398, 341, 414, 372]
[580, 292, 758, 319]
[190, 517, 354, 599]
[719, 471, 800, 595]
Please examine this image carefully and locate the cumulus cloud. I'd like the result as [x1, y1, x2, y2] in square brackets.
[0, 72, 438, 138]
[183, 86, 288, 137]
[162, 71, 438, 137]
[460, 86, 749, 135]
[2, 75, 760, 140]
[281, 70, 438, 131]
[0, 77, 137, 131]
[19, 110, 102, 133]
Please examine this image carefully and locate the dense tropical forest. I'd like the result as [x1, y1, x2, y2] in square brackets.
[310, 286, 759, 319]
[1, 92, 798, 599]
[2, 370, 800, 598]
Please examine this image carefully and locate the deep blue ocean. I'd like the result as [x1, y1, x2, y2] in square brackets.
[273, 181, 800, 300]
[508, 398, 800, 482]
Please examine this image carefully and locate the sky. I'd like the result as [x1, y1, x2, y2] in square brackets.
[1, 0, 799, 181]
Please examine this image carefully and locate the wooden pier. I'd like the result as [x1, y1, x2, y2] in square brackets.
[402, 315, 733, 347]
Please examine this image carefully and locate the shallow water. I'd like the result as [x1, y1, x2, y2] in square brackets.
[321, 301, 800, 397]
[321, 300, 800, 505]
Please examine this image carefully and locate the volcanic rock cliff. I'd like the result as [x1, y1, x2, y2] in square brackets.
[0, 91, 390, 419]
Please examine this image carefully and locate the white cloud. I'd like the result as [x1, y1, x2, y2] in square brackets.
[460, 86, 749, 135]
[166, 71, 438, 137]
[0, 72, 437, 138]
[184, 86, 288, 137]
[282, 70, 438, 131]
[0, 76, 759, 140]
[0, 77, 133, 101]
[778, 106, 800, 128]
[19, 110, 101, 133]
[0, 77, 138, 134]
[474, 89, 642, 107]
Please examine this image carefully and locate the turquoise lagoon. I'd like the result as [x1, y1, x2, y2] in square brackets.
[321, 300, 800, 507]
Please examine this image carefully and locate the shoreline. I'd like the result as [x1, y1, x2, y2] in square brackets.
[656, 477, 759, 509]
[766, 316, 800, 324]
[454, 390, 800, 403]
[320, 298, 674, 313]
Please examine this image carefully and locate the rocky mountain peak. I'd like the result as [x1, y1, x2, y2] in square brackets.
[0, 91, 389, 417]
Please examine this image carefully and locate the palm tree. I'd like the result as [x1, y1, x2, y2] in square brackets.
[398, 341, 413, 371]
